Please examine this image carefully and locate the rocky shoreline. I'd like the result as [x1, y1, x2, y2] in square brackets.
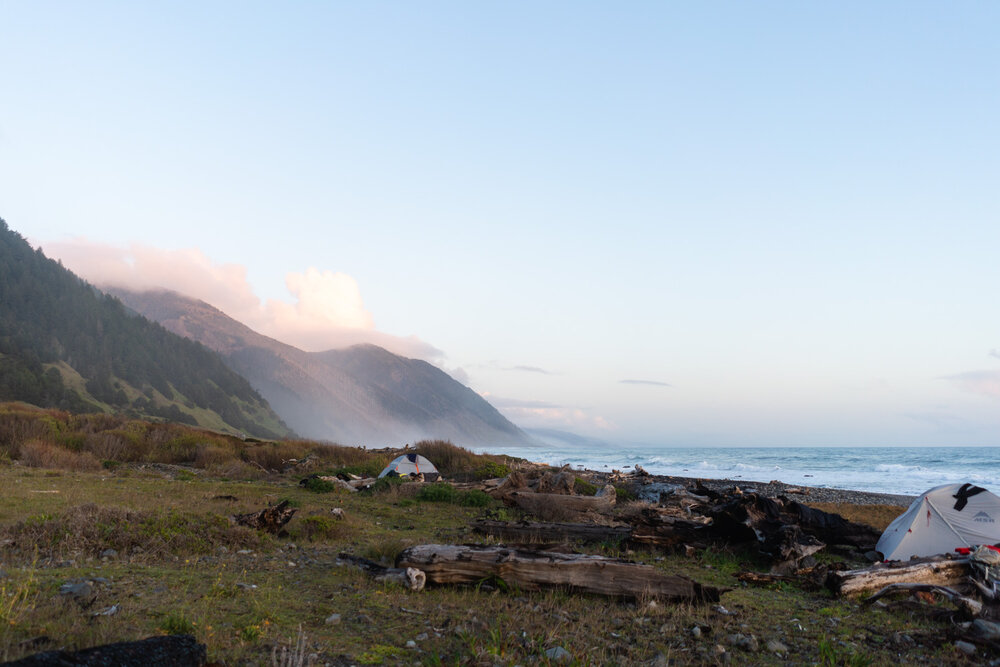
[590, 469, 916, 507]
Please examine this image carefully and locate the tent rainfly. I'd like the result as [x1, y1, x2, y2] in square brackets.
[378, 453, 440, 482]
[876, 483, 1000, 561]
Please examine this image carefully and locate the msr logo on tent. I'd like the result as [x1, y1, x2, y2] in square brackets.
[974, 511, 995, 523]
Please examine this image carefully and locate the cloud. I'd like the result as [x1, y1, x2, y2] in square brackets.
[620, 379, 672, 387]
[40, 238, 442, 360]
[481, 394, 611, 432]
[941, 370, 1000, 399]
[991, 349, 1000, 361]
[511, 365, 554, 375]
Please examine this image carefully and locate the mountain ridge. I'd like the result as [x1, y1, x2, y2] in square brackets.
[110, 288, 533, 447]
[0, 219, 292, 439]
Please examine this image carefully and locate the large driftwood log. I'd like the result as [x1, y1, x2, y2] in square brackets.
[6, 634, 206, 666]
[864, 582, 983, 618]
[508, 485, 616, 516]
[397, 544, 723, 602]
[472, 519, 632, 544]
[232, 500, 297, 534]
[828, 557, 971, 597]
[338, 553, 426, 591]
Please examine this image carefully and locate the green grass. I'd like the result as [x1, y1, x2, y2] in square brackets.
[0, 410, 975, 666]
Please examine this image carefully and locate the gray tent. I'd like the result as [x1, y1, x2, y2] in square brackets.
[877, 483, 1000, 560]
[378, 453, 440, 482]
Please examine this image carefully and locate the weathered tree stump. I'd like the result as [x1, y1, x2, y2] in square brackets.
[232, 500, 297, 534]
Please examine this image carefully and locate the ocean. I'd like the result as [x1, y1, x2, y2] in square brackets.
[482, 444, 1000, 497]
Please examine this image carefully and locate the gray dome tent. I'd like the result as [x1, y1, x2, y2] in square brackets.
[877, 483, 1000, 560]
[378, 453, 440, 482]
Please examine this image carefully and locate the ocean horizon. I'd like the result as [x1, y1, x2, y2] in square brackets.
[480, 443, 1000, 497]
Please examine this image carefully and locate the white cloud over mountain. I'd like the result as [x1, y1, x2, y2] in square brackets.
[41, 238, 442, 360]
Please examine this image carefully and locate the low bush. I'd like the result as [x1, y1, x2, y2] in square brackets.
[303, 476, 336, 493]
[458, 489, 493, 507]
[475, 461, 510, 480]
[365, 476, 407, 495]
[19, 439, 101, 472]
[417, 482, 457, 503]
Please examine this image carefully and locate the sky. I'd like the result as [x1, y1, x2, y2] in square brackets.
[2, 2, 999, 446]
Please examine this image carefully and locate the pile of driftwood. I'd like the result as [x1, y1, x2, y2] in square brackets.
[478, 469, 881, 576]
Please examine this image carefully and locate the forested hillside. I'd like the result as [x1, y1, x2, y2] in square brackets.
[0, 218, 292, 439]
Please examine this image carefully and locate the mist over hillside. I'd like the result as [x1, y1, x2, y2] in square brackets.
[111, 288, 534, 447]
[0, 219, 292, 439]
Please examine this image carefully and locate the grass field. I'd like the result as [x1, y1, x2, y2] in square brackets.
[0, 406, 980, 665]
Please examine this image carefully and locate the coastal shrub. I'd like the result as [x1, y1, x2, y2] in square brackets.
[475, 461, 510, 480]
[160, 612, 196, 635]
[574, 477, 598, 495]
[303, 476, 336, 493]
[19, 439, 101, 472]
[417, 482, 458, 503]
[614, 485, 636, 502]
[366, 476, 407, 494]
[416, 483, 493, 508]
[458, 489, 492, 508]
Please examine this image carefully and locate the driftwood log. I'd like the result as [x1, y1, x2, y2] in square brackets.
[472, 519, 632, 545]
[508, 485, 616, 516]
[338, 553, 426, 591]
[232, 500, 297, 534]
[4, 634, 206, 666]
[628, 508, 710, 551]
[864, 582, 983, 618]
[828, 557, 971, 597]
[397, 544, 723, 602]
[706, 492, 881, 573]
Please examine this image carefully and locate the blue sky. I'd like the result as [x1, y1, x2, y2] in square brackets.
[2, 2, 999, 445]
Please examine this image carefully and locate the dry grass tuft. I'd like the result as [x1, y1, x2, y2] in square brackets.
[0, 503, 270, 560]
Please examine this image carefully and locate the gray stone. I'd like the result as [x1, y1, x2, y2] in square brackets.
[544, 646, 572, 662]
[691, 626, 702, 639]
[325, 613, 341, 625]
[100, 548, 117, 559]
[955, 640, 977, 656]
[405, 640, 417, 648]
[59, 580, 93, 598]
[648, 652, 669, 667]
[726, 633, 758, 652]
[414, 633, 428, 641]
[765, 639, 789, 654]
